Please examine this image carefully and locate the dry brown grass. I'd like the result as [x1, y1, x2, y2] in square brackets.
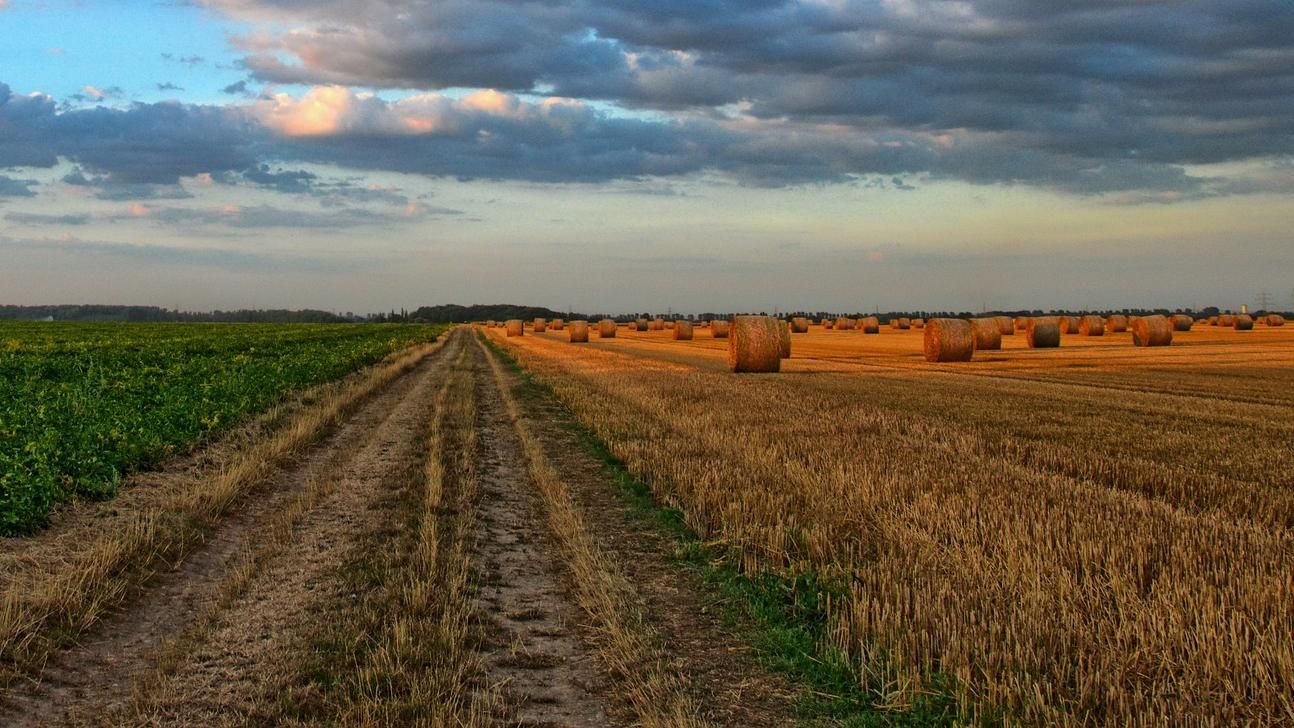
[486, 324, 1294, 726]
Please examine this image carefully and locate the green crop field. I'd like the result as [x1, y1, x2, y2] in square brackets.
[0, 322, 444, 534]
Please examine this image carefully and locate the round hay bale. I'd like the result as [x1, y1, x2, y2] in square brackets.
[834, 317, 855, 331]
[533, 318, 547, 333]
[568, 321, 589, 342]
[1234, 314, 1254, 331]
[711, 320, 730, 338]
[649, 319, 664, 331]
[1026, 318, 1060, 348]
[1132, 315, 1173, 347]
[1014, 317, 1030, 331]
[778, 322, 791, 358]
[924, 319, 975, 362]
[1172, 314, 1194, 332]
[889, 318, 908, 330]
[1056, 315, 1079, 334]
[550, 318, 565, 331]
[506, 319, 524, 337]
[598, 319, 617, 338]
[1219, 314, 1235, 326]
[635, 318, 649, 331]
[861, 316, 880, 334]
[995, 316, 1014, 335]
[673, 321, 694, 340]
[1267, 314, 1285, 326]
[912, 319, 925, 329]
[790, 317, 809, 333]
[1079, 315, 1105, 336]
[899, 317, 912, 329]
[969, 318, 1002, 351]
[1106, 314, 1128, 333]
[728, 316, 782, 372]
[1208, 316, 1218, 326]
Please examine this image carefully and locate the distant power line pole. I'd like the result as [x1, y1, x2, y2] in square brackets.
[1256, 290, 1274, 312]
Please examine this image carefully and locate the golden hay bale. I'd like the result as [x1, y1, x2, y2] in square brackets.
[486, 320, 496, 327]
[651, 319, 665, 331]
[1056, 315, 1079, 334]
[1172, 314, 1194, 331]
[1208, 316, 1219, 326]
[506, 319, 524, 337]
[665, 321, 675, 329]
[1219, 314, 1235, 326]
[790, 317, 809, 333]
[995, 316, 1014, 335]
[1267, 314, 1285, 326]
[778, 322, 791, 358]
[889, 318, 910, 330]
[924, 319, 975, 362]
[533, 318, 547, 333]
[673, 321, 694, 340]
[1079, 315, 1105, 336]
[728, 316, 782, 372]
[711, 320, 730, 338]
[568, 321, 589, 342]
[861, 316, 880, 334]
[635, 318, 649, 331]
[1026, 318, 1060, 348]
[598, 319, 617, 338]
[1132, 315, 1173, 347]
[1014, 317, 1030, 331]
[1234, 314, 1254, 331]
[912, 319, 925, 329]
[969, 318, 1002, 351]
[822, 320, 834, 330]
[1106, 314, 1128, 333]
[834, 317, 855, 330]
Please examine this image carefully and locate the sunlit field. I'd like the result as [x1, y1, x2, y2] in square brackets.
[488, 320, 1294, 725]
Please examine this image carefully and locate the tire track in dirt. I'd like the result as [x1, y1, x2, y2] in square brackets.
[469, 343, 617, 726]
[0, 336, 458, 726]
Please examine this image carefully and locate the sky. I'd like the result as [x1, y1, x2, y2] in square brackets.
[1, 0, 1291, 315]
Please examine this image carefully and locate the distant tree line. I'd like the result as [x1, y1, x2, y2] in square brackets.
[0, 305, 350, 323]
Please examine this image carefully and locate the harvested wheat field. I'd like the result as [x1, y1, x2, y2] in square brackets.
[492, 321, 1294, 726]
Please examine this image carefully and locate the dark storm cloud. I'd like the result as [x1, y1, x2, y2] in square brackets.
[0, 175, 38, 199]
[4, 211, 92, 225]
[204, 0, 1294, 192]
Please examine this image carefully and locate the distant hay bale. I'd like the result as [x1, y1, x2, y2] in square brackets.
[861, 316, 880, 334]
[650, 319, 665, 331]
[1026, 318, 1060, 348]
[506, 319, 524, 337]
[598, 319, 616, 338]
[1106, 314, 1128, 333]
[568, 321, 588, 342]
[1056, 315, 1079, 334]
[665, 321, 675, 329]
[673, 321, 694, 340]
[1219, 314, 1235, 326]
[890, 318, 910, 330]
[790, 317, 809, 333]
[635, 318, 649, 331]
[969, 318, 1002, 351]
[1267, 314, 1285, 326]
[1132, 315, 1173, 347]
[711, 320, 730, 338]
[924, 319, 975, 362]
[1234, 314, 1254, 331]
[487, 320, 496, 327]
[1014, 317, 1030, 331]
[834, 317, 855, 330]
[1079, 315, 1105, 336]
[1172, 314, 1194, 331]
[550, 318, 565, 331]
[995, 316, 1014, 335]
[728, 316, 782, 372]
[1208, 316, 1219, 326]
[778, 322, 791, 358]
[533, 318, 547, 333]
[912, 319, 925, 329]
[821, 319, 833, 328]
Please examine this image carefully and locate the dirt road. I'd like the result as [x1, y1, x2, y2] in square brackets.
[0, 327, 795, 726]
